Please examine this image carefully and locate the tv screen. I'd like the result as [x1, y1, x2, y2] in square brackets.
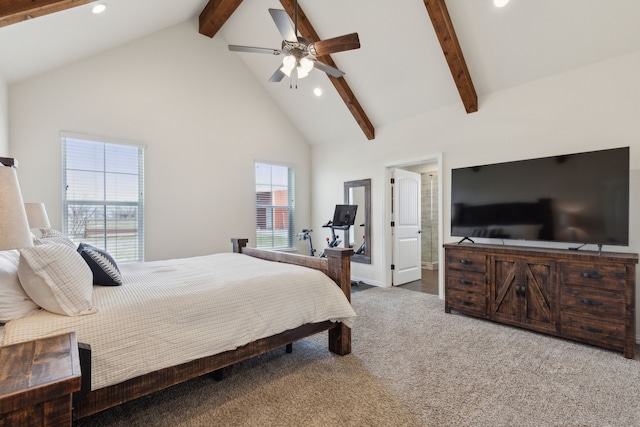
[451, 147, 629, 246]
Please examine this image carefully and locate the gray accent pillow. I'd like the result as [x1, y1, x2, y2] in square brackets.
[77, 243, 123, 286]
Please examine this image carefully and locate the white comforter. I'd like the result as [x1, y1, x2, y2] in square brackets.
[2, 253, 356, 390]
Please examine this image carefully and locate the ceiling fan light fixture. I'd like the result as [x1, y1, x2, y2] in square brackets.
[280, 55, 313, 79]
[280, 55, 296, 76]
[299, 57, 313, 73]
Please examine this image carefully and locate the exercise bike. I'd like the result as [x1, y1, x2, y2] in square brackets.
[298, 223, 345, 258]
[318, 220, 345, 258]
[319, 204, 357, 258]
[297, 228, 316, 257]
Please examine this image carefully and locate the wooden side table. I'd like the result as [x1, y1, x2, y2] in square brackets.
[0, 333, 81, 426]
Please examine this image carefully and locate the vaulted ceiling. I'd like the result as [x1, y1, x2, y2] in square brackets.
[2, 1, 640, 145]
[198, 0, 477, 141]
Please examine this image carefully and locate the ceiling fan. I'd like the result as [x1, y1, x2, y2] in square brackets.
[228, 1, 360, 88]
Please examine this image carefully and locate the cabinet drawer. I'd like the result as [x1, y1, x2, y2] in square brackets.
[446, 250, 486, 273]
[561, 285, 624, 318]
[560, 263, 626, 291]
[447, 269, 486, 293]
[561, 312, 624, 348]
[447, 288, 486, 317]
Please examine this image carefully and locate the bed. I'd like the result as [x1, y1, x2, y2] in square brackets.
[0, 236, 355, 420]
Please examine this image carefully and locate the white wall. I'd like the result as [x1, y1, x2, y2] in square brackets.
[311, 50, 640, 294]
[8, 19, 311, 261]
[0, 74, 7, 156]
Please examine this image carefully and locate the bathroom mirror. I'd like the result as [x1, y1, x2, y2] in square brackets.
[344, 179, 371, 264]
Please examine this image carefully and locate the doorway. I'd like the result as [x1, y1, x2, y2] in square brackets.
[384, 154, 443, 297]
[402, 165, 439, 294]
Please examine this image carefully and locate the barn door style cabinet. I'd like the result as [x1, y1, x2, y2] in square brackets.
[491, 256, 558, 334]
[444, 243, 638, 358]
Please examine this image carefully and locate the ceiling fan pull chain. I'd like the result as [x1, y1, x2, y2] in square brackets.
[290, 66, 298, 89]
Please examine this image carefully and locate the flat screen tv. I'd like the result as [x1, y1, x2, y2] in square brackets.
[451, 147, 629, 246]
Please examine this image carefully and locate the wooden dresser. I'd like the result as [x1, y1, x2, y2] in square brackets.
[444, 243, 638, 358]
[0, 333, 81, 426]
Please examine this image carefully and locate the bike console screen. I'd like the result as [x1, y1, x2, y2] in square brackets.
[332, 204, 358, 228]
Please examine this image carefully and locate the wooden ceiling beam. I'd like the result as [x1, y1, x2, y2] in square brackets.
[199, 0, 374, 139]
[199, 0, 244, 38]
[279, 0, 375, 140]
[423, 0, 478, 113]
[0, 0, 95, 28]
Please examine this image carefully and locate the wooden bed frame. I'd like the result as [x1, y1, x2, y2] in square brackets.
[71, 238, 353, 419]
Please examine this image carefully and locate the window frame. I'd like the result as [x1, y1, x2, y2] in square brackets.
[61, 132, 145, 262]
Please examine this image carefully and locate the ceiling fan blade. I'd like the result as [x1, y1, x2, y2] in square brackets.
[269, 67, 286, 83]
[312, 60, 345, 78]
[310, 33, 360, 56]
[229, 45, 281, 55]
[268, 9, 297, 42]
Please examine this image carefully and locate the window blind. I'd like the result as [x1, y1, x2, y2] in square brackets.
[61, 133, 145, 262]
[255, 162, 295, 249]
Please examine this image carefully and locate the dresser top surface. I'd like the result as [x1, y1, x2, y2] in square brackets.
[444, 242, 639, 264]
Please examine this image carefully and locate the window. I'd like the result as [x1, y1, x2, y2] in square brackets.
[62, 133, 145, 262]
[255, 162, 295, 249]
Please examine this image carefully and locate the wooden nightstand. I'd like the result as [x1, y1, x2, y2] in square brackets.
[0, 333, 81, 426]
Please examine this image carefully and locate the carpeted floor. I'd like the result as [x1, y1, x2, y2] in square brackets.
[76, 287, 640, 426]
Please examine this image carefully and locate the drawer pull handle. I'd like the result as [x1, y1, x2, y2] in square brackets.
[580, 298, 603, 306]
[460, 300, 473, 306]
[580, 325, 603, 334]
[459, 259, 471, 265]
[459, 279, 472, 285]
[581, 272, 602, 280]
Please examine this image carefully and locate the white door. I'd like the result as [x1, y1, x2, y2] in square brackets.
[392, 168, 422, 285]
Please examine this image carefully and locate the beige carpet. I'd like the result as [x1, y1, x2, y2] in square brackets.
[76, 287, 640, 426]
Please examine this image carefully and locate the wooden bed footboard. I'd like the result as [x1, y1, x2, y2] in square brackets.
[231, 238, 352, 301]
[72, 239, 353, 419]
[231, 238, 353, 356]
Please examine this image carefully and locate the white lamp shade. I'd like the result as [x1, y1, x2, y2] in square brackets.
[280, 55, 313, 78]
[281, 55, 296, 76]
[24, 203, 51, 229]
[0, 166, 34, 250]
[299, 57, 313, 73]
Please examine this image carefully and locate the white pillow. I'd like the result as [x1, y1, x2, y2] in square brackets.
[33, 228, 77, 249]
[0, 250, 40, 322]
[18, 243, 97, 316]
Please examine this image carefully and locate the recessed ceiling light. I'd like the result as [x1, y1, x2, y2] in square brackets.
[493, 0, 509, 7]
[313, 87, 322, 97]
[92, 3, 106, 14]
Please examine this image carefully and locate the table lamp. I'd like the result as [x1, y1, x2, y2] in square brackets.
[0, 159, 34, 250]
